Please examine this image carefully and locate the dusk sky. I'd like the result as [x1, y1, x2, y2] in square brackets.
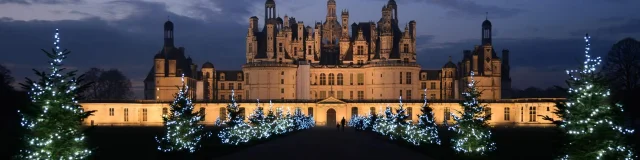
[1, 0, 639, 98]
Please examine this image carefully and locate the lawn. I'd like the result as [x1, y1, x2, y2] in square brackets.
[367, 126, 565, 160]
[85, 126, 291, 160]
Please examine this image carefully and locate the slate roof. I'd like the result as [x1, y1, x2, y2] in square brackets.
[216, 70, 244, 81]
[421, 70, 441, 80]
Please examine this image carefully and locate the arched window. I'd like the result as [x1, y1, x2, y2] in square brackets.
[219, 107, 227, 121]
[328, 73, 335, 85]
[369, 107, 375, 114]
[351, 107, 358, 117]
[308, 107, 314, 116]
[320, 73, 326, 85]
[337, 73, 344, 85]
[200, 107, 206, 121]
[406, 107, 412, 120]
[206, 72, 210, 79]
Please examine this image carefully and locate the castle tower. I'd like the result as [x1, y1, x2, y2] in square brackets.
[202, 62, 215, 100]
[341, 9, 349, 39]
[339, 9, 350, 59]
[266, 22, 275, 60]
[387, 0, 398, 23]
[327, 0, 336, 19]
[409, 20, 417, 52]
[323, 0, 341, 45]
[482, 13, 492, 45]
[247, 16, 259, 63]
[378, 6, 394, 59]
[442, 56, 457, 100]
[164, 20, 174, 47]
[265, 0, 276, 24]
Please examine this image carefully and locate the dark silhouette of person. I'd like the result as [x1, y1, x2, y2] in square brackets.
[336, 123, 340, 131]
[340, 117, 346, 132]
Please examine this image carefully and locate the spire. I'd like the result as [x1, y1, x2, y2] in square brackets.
[449, 56, 452, 62]
[485, 12, 488, 20]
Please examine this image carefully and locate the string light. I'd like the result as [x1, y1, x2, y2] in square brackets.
[218, 93, 314, 145]
[18, 29, 92, 159]
[556, 34, 636, 160]
[448, 71, 496, 156]
[156, 74, 211, 153]
[403, 88, 441, 145]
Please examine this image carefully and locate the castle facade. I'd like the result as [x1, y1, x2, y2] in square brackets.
[80, 0, 558, 127]
[143, 0, 511, 102]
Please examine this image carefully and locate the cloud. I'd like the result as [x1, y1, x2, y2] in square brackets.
[571, 18, 640, 38]
[0, 0, 252, 98]
[0, 0, 83, 5]
[433, 0, 523, 19]
[370, 0, 522, 19]
[415, 36, 620, 89]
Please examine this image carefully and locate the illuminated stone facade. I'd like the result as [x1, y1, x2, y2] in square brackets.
[143, 0, 512, 102]
[100, 0, 555, 127]
[81, 98, 562, 127]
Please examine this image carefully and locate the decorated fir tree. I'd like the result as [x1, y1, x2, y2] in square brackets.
[156, 74, 208, 153]
[293, 107, 307, 130]
[248, 100, 265, 125]
[449, 71, 496, 156]
[264, 100, 276, 123]
[545, 34, 636, 160]
[223, 90, 245, 128]
[373, 105, 395, 136]
[394, 96, 409, 125]
[405, 89, 441, 145]
[218, 90, 252, 145]
[18, 29, 93, 160]
[248, 100, 271, 139]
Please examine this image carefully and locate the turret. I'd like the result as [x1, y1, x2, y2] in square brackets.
[265, 0, 276, 24]
[249, 16, 259, 33]
[297, 21, 304, 41]
[482, 13, 492, 45]
[266, 22, 275, 59]
[327, 0, 336, 18]
[164, 20, 174, 47]
[387, 0, 398, 22]
[284, 14, 289, 27]
[341, 9, 349, 39]
[409, 20, 416, 40]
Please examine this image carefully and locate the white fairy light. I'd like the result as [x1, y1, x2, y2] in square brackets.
[557, 34, 636, 160]
[18, 29, 92, 159]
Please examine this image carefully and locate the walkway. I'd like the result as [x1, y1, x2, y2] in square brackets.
[216, 127, 434, 160]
